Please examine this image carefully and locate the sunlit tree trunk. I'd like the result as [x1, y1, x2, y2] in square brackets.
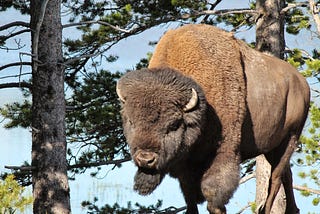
[30, 0, 70, 213]
[256, 0, 285, 59]
[255, 0, 286, 213]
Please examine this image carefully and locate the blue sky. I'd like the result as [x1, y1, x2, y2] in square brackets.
[1, 1, 320, 213]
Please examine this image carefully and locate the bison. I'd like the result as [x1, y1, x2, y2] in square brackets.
[116, 24, 310, 214]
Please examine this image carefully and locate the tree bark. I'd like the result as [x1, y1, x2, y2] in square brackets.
[30, 0, 70, 213]
[255, 156, 286, 213]
[255, 0, 286, 213]
[256, 0, 285, 59]
[308, 0, 320, 34]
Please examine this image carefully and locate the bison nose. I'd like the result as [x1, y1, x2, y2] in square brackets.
[135, 151, 157, 168]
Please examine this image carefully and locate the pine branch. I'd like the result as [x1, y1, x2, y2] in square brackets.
[204, 8, 258, 16]
[158, 206, 187, 214]
[181, 8, 258, 19]
[239, 172, 256, 184]
[63, 7, 258, 77]
[209, 0, 223, 9]
[63, 20, 131, 33]
[5, 157, 132, 171]
[0, 62, 31, 71]
[4, 165, 35, 171]
[0, 29, 30, 44]
[68, 157, 132, 169]
[0, 72, 31, 80]
[59, 7, 258, 84]
[0, 21, 30, 31]
[293, 184, 320, 195]
[63, 8, 257, 34]
[238, 171, 320, 195]
[236, 203, 252, 214]
[281, 2, 309, 14]
[0, 82, 31, 89]
[199, 0, 223, 23]
[63, 23, 148, 69]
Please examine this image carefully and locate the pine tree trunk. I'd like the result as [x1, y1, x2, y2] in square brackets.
[30, 0, 70, 213]
[255, 156, 286, 213]
[256, 0, 285, 59]
[255, 0, 286, 213]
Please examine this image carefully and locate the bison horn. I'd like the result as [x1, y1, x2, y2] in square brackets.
[116, 83, 125, 103]
[183, 88, 198, 112]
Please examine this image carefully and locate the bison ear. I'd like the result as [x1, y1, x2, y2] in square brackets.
[183, 88, 198, 112]
[116, 82, 126, 103]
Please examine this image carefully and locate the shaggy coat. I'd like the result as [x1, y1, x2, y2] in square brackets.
[116, 24, 310, 214]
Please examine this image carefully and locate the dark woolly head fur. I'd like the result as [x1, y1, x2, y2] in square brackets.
[117, 67, 208, 194]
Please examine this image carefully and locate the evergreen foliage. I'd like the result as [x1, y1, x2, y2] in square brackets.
[65, 70, 129, 176]
[81, 198, 164, 214]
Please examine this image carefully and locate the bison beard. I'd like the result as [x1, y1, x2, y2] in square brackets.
[134, 168, 164, 195]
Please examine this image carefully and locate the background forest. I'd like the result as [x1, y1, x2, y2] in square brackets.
[0, 0, 320, 213]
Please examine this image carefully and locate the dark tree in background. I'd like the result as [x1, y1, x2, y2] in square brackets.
[1, 0, 320, 213]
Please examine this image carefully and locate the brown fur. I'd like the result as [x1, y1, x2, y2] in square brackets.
[117, 24, 310, 214]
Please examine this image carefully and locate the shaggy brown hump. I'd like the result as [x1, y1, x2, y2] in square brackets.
[149, 24, 247, 157]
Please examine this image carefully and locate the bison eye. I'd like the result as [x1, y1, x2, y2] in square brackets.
[167, 119, 182, 132]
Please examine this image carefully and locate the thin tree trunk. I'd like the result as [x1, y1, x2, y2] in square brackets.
[255, 156, 286, 213]
[309, 0, 320, 34]
[30, 0, 70, 213]
[255, 0, 286, 213]
[256, 0, 285, 59]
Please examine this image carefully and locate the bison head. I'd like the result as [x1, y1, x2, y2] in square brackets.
[116, 67, 208, 195]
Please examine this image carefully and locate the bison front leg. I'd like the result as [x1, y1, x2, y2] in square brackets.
[178, 175, 204, 214]
[201, 153, 241, 214]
